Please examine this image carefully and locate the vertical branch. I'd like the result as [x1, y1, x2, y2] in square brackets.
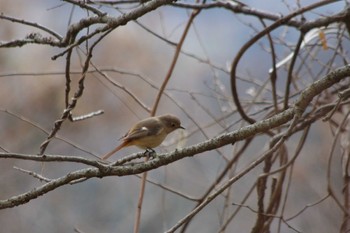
[341, 109, 350, 232]
[230, 0, 333, 124]
[278, 126, 310, 232]
[327, 111, 350, 216]
[283, 32, 304, 110]
[258, 18, 278, 112]
[65, 49, 73, 109]
[263, 147, 287, 231]
[150, 9, 200, 116]
[39, 32, 106, 154]
[341, 156, 350, 232]
[133, 9, 201, 233]
[39, 50, 91, 154]
[39, 24, 112, 154]
[252, 152, 273, 233]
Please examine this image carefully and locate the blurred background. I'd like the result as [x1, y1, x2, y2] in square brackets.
[0, 0, 349, 232]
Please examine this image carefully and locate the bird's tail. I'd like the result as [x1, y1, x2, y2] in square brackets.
[101, 141, 128, 160]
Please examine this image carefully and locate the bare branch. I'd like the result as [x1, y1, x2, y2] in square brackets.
[1, 65, 349, 210]
[13, 166, 52, 182]
[0, 13, 62, 40]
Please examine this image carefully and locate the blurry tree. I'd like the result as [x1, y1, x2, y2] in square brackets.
[1, 0, 350, 233]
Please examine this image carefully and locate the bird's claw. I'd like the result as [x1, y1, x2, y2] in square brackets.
[144, 148, 157, 159]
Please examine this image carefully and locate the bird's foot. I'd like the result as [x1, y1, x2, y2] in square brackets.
[144, 148, 157, 159]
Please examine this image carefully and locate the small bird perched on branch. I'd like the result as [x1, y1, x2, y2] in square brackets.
[102, 114, 184, 160]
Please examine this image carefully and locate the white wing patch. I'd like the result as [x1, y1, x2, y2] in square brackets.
[140, 126, 149, 132]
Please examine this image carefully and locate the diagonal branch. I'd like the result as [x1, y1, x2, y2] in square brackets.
[1, 65, 349, 210]
[230, 0, 338, 124]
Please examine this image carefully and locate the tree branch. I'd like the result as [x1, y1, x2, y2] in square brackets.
[1, 65, 349, 210]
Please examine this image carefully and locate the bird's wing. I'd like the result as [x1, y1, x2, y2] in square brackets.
[123, 118, 164, 141]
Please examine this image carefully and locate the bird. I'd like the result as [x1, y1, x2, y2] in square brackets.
[101, 114, 184, 160]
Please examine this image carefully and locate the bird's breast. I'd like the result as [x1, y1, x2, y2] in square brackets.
[132, 131, 168, 149]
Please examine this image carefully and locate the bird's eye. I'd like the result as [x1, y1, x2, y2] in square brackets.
[171, 123, 176, 127]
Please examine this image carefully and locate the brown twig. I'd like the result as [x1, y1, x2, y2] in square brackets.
[327, 110, 350, 216]
[283, 32, 304, 110]
[13, 166, 52, 182]
[230, 0, 338, 124]
[133, 8, 201, 233]
[39, 29, 104, 154]
[166, 131, 288, 233]
[0, 65, 349, 213]
[0, 13, 62, 40]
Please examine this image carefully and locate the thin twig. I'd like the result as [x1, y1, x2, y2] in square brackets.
[166, 133, 288, 233]
[0, 13, 62, 39]
[133, 6, 201, 233]
[230, 0, 338, 124]
[1, 65, 349, 210]
[13, 166, 52, 182]
[63, 0, 106, 16]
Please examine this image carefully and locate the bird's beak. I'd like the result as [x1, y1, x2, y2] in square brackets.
[179, 126, 185, 129]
